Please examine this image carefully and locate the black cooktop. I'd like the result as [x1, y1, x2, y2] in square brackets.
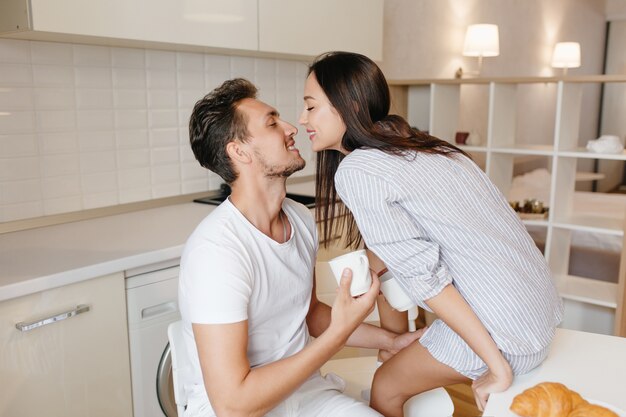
[193, 184, 316, 208]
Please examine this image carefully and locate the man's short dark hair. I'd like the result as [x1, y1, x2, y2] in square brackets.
[189, 78, 258, 184]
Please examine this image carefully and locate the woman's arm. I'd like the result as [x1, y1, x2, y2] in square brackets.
[426, 284, 513, 411]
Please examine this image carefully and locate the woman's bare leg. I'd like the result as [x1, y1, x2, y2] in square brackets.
[370, 340, 470, 417]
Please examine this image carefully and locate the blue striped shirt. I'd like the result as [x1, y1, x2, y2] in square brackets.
[334, 148, 563, 355]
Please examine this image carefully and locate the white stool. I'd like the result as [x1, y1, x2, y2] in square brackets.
[321, 356, 454, 417]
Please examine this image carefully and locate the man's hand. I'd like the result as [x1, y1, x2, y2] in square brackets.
[378, 326, 428, 362]
[329, 268, 380, 339]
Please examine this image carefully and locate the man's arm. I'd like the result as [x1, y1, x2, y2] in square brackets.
[307, 269, 422, 356]
[194, 270, 380, 417]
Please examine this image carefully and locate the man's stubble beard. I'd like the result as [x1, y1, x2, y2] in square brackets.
[256, 151, 306, 179]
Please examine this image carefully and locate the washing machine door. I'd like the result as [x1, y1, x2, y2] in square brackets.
[157, 343, 178, 417]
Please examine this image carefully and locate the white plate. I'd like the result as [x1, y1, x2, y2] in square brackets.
[587, 398, 626, 417]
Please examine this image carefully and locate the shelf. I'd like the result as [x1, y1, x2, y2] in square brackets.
[555, 274, 618, 309]
[552, 215, 624, 236]
[558, 147, 626, 161]
[490, 144, 555, 156]
[457, 145, 487, 152]
[522, 219, 549, 227]
[398, 74, 626, 336]
[388, 74, 626, 87]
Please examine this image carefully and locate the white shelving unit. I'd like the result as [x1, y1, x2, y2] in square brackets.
[393, 75, 626, 336]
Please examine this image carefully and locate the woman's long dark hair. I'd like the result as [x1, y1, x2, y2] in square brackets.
[310, 51, 469, 248]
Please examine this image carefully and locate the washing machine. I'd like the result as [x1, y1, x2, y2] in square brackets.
[126, 260, 181, 417]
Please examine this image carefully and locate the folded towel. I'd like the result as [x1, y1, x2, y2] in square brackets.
[586, 134, 624, 154]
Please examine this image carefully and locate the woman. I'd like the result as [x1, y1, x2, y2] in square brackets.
[299, 51, 563, 416]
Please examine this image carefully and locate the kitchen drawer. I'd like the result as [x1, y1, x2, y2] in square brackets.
[0, 272, 132, 417]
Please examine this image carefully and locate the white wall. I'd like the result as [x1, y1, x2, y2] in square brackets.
[382, 0, 606, 79]
[382, 0, 608, 186]
[0, 39, 313, 222]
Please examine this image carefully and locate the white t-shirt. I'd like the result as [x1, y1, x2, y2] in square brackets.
[178, 197, 318, 415]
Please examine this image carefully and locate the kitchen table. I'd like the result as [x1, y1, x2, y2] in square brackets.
[483, 328, 626, 416]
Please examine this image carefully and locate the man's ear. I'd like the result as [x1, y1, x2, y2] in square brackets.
[226, 140, 252, 164]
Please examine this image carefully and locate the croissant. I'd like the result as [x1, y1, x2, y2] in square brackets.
[510, 382, 619, 417]
[568, 403, 619, 417]
[510, 382, 585, 417]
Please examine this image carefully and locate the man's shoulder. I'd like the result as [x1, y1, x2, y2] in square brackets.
[185, 202, 241, 250]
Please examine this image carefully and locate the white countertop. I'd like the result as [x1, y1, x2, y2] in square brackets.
[0, 180, 316, 302]
[483, 328, 626, 416]
[0, 202, 213, 302]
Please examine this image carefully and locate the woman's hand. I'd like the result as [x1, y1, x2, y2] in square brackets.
[471, 360, 513, 411]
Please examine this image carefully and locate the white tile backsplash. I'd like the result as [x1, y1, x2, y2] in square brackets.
[78, 131, 115, 151]
[112, 68, 146, 88]
[43, 195, 82, 215]
[33, 65, 74, 86]
[0, 39, 310, 222]
[146, 50, 176, 70]
[148, 110, 178, 129]
[0, 156, 40, 181]
[73, 44, 111, 67]
[42, 154, 80, 176]
[2, 179, 42, 204]
[150, 128, 179, 147]
[0, 111, 35, 134]
[76, 89, 114, 110]
[76, 110, 114, 131]
[111, 47, 145, 69]
[116, 130, 149, 149]
[34, 88, 75, 109]
[118, 167, 150, 189]
[147, 69, 177, 89]
[0, 63, 33, 86]
[80, 151, 117, 174]
[36, 110, 76, 132]
[0, 134, 38, 157]
[177, 52, 204, 71]
[117, 148, 150, 169]
[0, 87, 34, 110]
[115, 110, 148, 130]
[42, 176, 81, 199]
[31, 42, 73, 65]
[0, 39, 31, 63]
[39, 132, 78, 154]
[114, 90, 147, 109]
[74, 66, 113, 88]
[148, 90, 177, 109]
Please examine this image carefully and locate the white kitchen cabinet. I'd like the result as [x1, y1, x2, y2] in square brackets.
[0, 272, 132, 417]
[394, 75, 626, 337]
[0, 0, 258, 51]
[0, 0, 384, 59]
[258, 0, 383, 60]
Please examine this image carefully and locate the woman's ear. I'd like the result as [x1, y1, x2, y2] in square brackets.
[226, 140, 252, 165]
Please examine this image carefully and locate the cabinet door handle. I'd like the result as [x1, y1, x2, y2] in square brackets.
[15, 304, 90, 332]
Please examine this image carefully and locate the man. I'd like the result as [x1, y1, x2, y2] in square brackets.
[179, 78, 420, 417]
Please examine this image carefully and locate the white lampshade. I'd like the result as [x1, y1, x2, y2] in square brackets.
[551, 42, 581, 68]
[463, 24, 500, 57]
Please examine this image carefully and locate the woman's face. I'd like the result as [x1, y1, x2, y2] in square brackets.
[299, 73, 347, 154]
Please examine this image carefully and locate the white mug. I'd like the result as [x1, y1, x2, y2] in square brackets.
[380, 271, 415, 311]
[328, 249, 371, 296]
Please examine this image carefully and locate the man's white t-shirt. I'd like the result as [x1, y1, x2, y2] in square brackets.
[178, 197, 318, 415]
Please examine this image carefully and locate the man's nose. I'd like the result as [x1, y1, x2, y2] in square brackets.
[285, 121, 298, 137]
